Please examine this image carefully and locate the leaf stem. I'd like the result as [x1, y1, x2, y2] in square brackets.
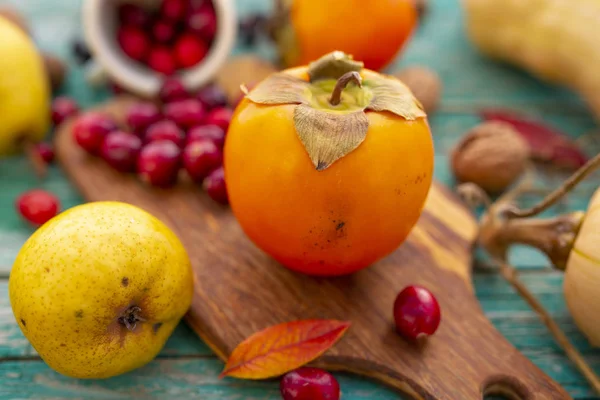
[496, 259, 600, 394]
[505, 152, 600, 219]
[329, 72, 362, 106]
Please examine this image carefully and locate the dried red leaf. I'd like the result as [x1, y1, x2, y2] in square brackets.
[481, 109, 588, 170]
[219, 319, 351, 380]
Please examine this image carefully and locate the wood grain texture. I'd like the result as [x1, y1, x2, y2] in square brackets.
[52, 98, 569, 400]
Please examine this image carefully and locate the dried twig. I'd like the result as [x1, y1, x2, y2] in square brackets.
[496, 259, 600, 394]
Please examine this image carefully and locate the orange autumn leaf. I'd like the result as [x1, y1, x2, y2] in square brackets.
[219, 319, 351, 380]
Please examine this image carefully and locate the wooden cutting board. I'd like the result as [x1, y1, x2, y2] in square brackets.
[54, 99, 569, 400]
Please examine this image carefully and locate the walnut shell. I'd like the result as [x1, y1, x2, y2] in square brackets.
[0, 6, 30, 36]
[395, 66, 442, 113]
[451, 122, 530, 194]
[43, 53, 68, 92]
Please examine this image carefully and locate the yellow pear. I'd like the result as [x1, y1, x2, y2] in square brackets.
[9, 202, 194, 379]
[0, 15, 50, 155]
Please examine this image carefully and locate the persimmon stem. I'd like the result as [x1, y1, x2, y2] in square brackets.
[496, 259, 600, 395]
[505, 152, 600, 219]
[329, 72, 362, 106]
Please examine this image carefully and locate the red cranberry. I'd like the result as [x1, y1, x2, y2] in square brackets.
[152, 19, 177, 44]
[197, 84, 228, 110]
[16, 190, 60, 226]
[183, 139, 222, 182]
[203, 166, 228, 204]
[159, 77, 190, 103]
[393, 285, 441, 340]
[164, 99, 206, 129]
[51, 97, 79, 126]
[186, 6, 217, 41]
[174, 33, 208, 69]
[118, 4, 151, 27]
[205, 107, 232, 131]
[187, 124, 225, 148]
[160, 0, 187, 21]
[145, 120, 185, 147]
[280, 368, 340, 400]
[148, 46, 177, 76]
[117, 26, 150, 61]
[73, 112, 118, 154]
[189, 0, 211, 10]
[126, 102, 162, 135]
[100, 131, 142, 173]
[137, 140, 181, 187]
[35, 143, 54, 164]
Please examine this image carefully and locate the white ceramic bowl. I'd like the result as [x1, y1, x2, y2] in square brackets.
[83, 0, 236, 97]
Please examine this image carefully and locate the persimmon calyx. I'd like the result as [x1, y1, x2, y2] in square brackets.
[244, 51, 426, 171]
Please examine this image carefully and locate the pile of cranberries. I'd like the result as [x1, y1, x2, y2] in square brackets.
[117, 0, 217, 75]
[72, 78, 230, 204]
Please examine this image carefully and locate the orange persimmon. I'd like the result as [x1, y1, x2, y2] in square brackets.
[272, 0, 418, 71]
[224, 52, 433, 276]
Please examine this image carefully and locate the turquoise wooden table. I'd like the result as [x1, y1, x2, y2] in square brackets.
[2, 0, 600, 398]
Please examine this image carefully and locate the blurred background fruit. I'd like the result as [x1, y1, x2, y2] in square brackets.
[0, 14, 50, 156]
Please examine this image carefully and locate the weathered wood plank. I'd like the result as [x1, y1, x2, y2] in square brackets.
[0, 359, 403, 400]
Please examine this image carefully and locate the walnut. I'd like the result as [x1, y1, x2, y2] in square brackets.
[395, 66, 442, 113]
[451, 122, 530, 194]
[215, 55, 278, 105]
[43, 53, 68, 93]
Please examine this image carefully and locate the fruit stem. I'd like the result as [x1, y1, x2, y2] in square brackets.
[479, 207, 584, 270]
[329, 71, 362, 106]
[505, 152, 600, 219]
[118, 306, 145, 331]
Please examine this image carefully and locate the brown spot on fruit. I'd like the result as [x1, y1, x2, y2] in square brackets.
[60, 343, 66, 347]
[20, 319, 26, 327]
[75, 310, 83, 318]
[44, 267, 50, 273]
[336, 222, 345, 231]
[153, 322, 163, 333]
[121, 277, 129, 287]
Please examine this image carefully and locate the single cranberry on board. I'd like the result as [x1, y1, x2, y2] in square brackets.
[118, 3, 151, 27]
[148, 46, 177, 76]
[100, 131, 142, 173]
[280, 368, 340, 400]
[174, 33, 209, 69]
[117, 26, 150, 61]
[203, 166, 228, 204]
[186, 5, 217, 41]
[205, 107, 232, 131]
[51, 96, 79, 126]
[137, 140, 182, 187]
[161, 0, 188, 21]
[125, 102, 162, 135]
[187, 125, 225, 148]
[16, 190, 60, 227]
[145, 120, 185, 148]
[73, 112, 118, 154]
[152, 19, 177, 44]
[35, 143, 54, 164]
[164, 98, 206, 129]
[197, 84, 228, 110]
[393, 285, 441, 340]
[159, 77, 190, 103]
[183, 139, 222, 182]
